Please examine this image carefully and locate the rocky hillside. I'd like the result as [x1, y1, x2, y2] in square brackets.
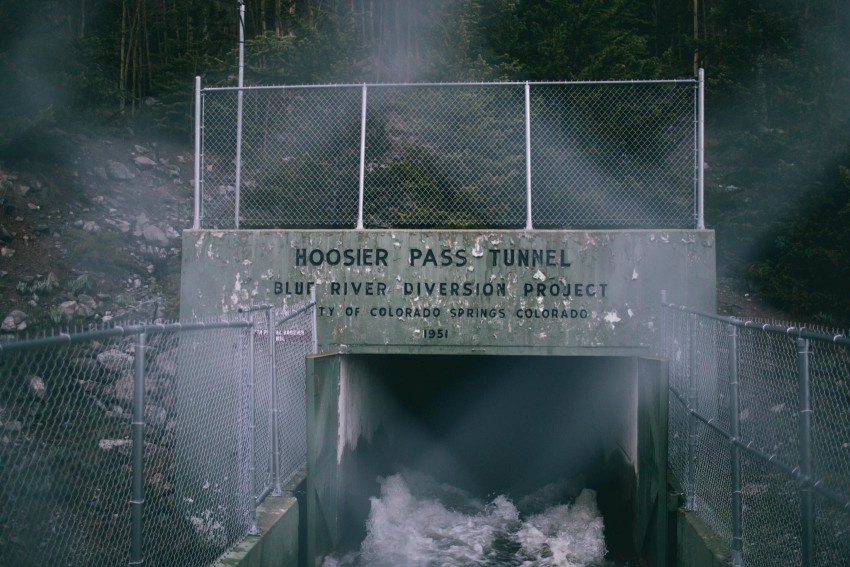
[0, 125, 808, 335]
[0, 127, 193, 334]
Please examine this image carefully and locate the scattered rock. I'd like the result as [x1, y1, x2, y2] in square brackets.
[98, 438, 132, 451]
[133, 155, 157, 168]
[105, 218, 131, 232]
[28, 375, 46, 399]
[1, 310, 27, 332]
[146, 405, 168, 428]
[106, 160, 136, 180]
[142, 224, 170, 246]
[114, 372, 134, 401]
[96, 348, 134, 372]
[58, 300, 95, 319]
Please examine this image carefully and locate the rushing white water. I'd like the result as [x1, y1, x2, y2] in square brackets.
[322, 470, 616, 567]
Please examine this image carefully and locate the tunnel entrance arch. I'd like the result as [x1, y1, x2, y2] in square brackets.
[180, 227, 714, 565]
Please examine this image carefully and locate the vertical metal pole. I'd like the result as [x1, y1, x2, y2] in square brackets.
[234, 1, 245, 229]
[247, 321, 259, 535]
[697, 68, 705, 230]
[268, 307, 282, 496]
[357, 85, 368, 230]
[797, 337, 814, 567]
[686, 312, 698, 510]
[659, 290, 668, 355]
[728, 324, 744, 567]
[524, 82, 533, 230]
[193, 76, 202, 230]
[311, 287, 318, 354]
[129, 332, 146, 566]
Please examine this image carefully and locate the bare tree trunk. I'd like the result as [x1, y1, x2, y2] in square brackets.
[79, 0, 86, 39]
[693, 0, 699, 76]
[120, 0, 128, 112]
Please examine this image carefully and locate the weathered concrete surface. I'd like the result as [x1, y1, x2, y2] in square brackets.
[212, 472, 306, 567]
[180, 230, 715, 355]
[211, 496, 299, 567]
[676, 508, 731, 567]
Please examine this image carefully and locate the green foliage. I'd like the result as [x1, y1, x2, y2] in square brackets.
[749, 153, 850, 323]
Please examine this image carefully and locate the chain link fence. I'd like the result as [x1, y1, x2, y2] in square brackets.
[0, 301, 315, 566]
[196, 77, 702, 230]
[661, 302, 850, 567]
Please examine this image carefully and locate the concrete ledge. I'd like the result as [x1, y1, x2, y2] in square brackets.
[214, 472, 307, 567]
[213, 496, 299, 567]
[676, 508, 730, 567]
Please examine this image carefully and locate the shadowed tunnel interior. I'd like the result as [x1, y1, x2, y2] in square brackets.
[334, 354, 639, 561]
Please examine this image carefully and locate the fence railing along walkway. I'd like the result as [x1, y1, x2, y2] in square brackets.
[661, 299, 850, 567]
[0, 302, 316, 566]
[194, 71, 705, 230]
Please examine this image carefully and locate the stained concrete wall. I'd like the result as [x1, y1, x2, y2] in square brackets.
[180, 229, 715, 355]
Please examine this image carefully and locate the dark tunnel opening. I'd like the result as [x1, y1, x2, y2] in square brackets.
[332, 354, 640, 564]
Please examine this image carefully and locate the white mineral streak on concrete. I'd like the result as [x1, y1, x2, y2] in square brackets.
[337, 361, 386, 465]
[230, 273, 242, 306]
[632, 268, 639, 280]
[471, 235, 487, 257]
[194, 232, 205, 255]
[604, 311, 621, 324]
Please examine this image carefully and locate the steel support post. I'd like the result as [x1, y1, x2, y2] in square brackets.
[234, 1, 245, 229]
[357, 85, 368, 230]
[129, 332, 146, 566]
[686, 313, 698, 510]
[797, 337, 814, 567]
[268, 307, 282, 496]
[247, 321, 259, 535]
[193, 76, 202, 230]
[697, 68, 705, 230]
[728, 324, 744, 567]
[524, 82, 533, 230]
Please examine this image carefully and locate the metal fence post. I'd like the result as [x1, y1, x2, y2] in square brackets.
[357, 84, 368, 230]
[659, 290, 668, 355]
[129, 332, 146, 566]
[247, 320, 259, 535]
[268, 307, 282, 496]
[193, 76, 202, 230]
[728, 324, 744, 567]
[524, 81, 533, 231]
[797, 337, 814, 567]
[234, 1, 246, 229]
[686, 312, 698, 510]
[311, 287, 318, 354]
[697, 68, 705, 230]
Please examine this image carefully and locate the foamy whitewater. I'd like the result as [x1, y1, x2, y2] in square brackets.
[322, 471, 612, 567]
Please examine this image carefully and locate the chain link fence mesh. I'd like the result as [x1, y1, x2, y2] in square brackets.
[199, 80, 698, 229]
[0, 302, 315, 566]
[274, 305, 314, 485]
[662, 304, 850, 567]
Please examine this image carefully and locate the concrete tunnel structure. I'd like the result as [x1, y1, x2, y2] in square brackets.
[180, 229, 716, 566]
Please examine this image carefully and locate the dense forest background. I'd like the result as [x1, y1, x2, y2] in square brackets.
[0, 0, 848, 324]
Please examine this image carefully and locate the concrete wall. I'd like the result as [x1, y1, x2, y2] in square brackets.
[181, 229, 715, 355]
